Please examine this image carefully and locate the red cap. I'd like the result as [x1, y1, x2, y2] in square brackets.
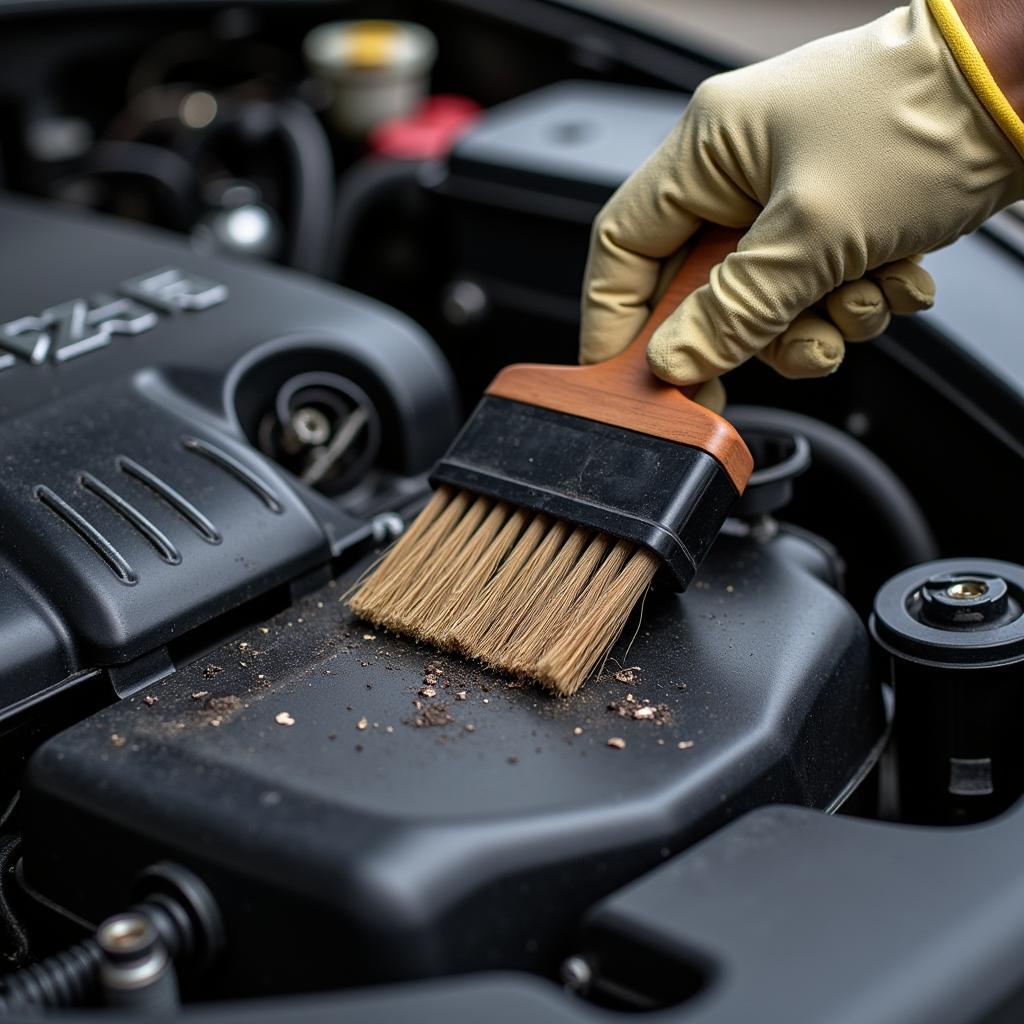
[369, 94, 482, 160]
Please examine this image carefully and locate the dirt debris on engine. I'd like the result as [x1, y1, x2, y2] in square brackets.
[612, 666, 641, 684]
[95, 569, 699, 765]
[412, 704, 453, 728]
[209, 695, 243, 715]
[607, 696, 672, 725]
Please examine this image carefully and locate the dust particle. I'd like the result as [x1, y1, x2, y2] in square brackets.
[191, 691, 210, 701]
[677, 740, 695, 750]
[143, 695, 159, 707]
[414, 705, 453, 728]
[464, 723, 476, 733]
[419, 686, 437, 698]
[507, 755, 519, 765]
[275, 712, 295, 726]
[202, 665, 223, 680]
[363, 633, 376, 641]
[357, 717, 368, 730]
[613, 667, 641, 684]
[607, 737, 626, 750]
[258, 627, 270, 635]
[110, 734, 126, 748]
[573, 727, 583, 736]
[209, 695, 242, 715]
[455, 691, 468, 701]
[608, 699, 672, 725]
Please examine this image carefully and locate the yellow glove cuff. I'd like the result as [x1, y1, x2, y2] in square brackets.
[926, 0, 1024, 159]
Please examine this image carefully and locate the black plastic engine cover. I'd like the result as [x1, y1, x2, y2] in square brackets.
[0, 194, 459, 721]
[22, 530, 884, 995]
[0, 373, 326, 663]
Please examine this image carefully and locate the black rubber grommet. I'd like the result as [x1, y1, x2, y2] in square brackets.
[732, 429, 811, 518]
[131, 862, 225, 975]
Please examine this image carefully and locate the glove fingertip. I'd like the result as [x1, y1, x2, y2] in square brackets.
[825, 280, 891, 342]
[873, 258, 936, 315]
[645, 317, 708, 385]
[644, 283, 753, 384]
[759, 315, 846, 379]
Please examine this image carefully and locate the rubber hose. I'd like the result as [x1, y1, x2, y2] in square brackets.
[267, 99, 335, 275]
[175, 99, 335, 275]
[79, 141, 201, 230]
[727, 405, 939, 565]
[0, 837, 29, 968]
[329, 157, 427, 282]
[0, 937, 101, 1011]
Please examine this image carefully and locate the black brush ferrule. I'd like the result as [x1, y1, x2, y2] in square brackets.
[430, 397, 739, 590]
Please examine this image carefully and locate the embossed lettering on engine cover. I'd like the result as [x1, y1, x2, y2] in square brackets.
[0, 267, 227, 371]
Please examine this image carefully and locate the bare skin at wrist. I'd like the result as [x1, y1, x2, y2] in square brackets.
[953, 0, 1024, 117]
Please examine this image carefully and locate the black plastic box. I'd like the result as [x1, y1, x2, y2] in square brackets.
[435, 81, 685, 315]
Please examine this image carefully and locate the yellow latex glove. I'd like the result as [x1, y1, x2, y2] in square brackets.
[580, 0, 1024, 411]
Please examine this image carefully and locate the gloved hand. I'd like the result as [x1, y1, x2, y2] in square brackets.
[580, 0, 1024, 411]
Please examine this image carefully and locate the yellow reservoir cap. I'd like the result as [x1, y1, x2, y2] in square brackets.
[305, 19, 436, 76]
[344, 21, 401, 70]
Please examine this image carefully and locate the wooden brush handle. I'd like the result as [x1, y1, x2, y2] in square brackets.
[487, 224, 753, 492]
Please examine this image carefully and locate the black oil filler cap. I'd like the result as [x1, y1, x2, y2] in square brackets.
[871, 558, 1024, 668]
[870, 558, 1024, 824]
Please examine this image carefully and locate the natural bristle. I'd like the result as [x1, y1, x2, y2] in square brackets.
[348, 489, 660, 695]
[534, 545, 659, 695]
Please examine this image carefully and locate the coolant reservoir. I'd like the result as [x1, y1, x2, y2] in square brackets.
[303, 20, 438, 136]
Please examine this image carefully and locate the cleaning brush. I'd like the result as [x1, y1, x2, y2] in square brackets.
[350, 226, 753, 695]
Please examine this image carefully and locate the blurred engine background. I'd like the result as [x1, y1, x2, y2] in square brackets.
[591, 0, 892, 60]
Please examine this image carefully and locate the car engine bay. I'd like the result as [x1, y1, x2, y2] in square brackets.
[0, 2, 1023, 1021]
